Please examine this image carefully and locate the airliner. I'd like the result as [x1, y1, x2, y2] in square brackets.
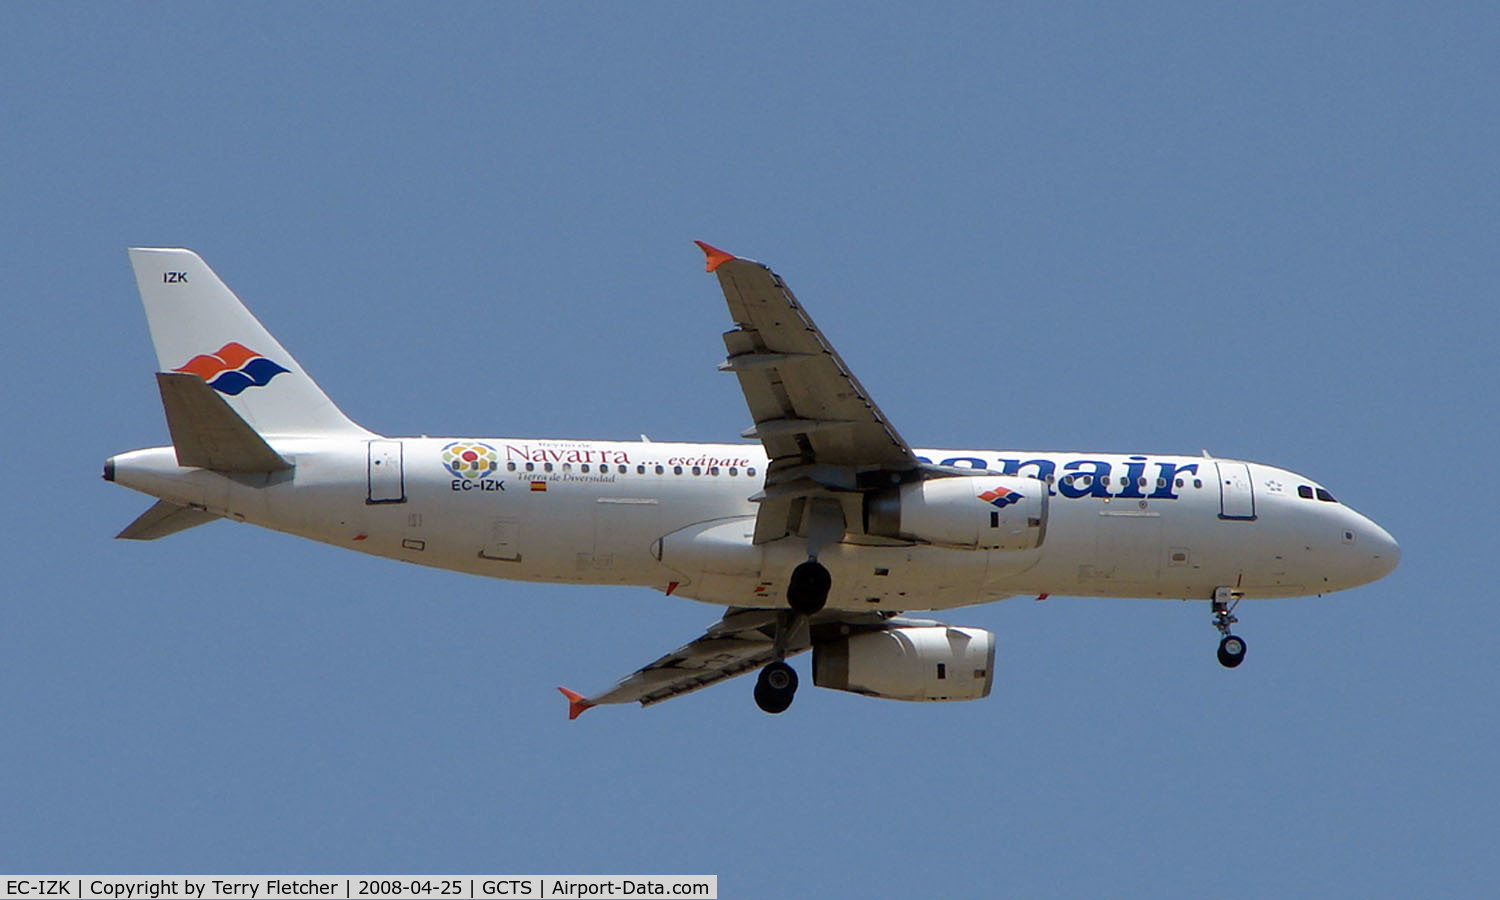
[105, 243, 1399, 716]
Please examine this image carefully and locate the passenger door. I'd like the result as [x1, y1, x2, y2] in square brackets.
[1215, 461, 1255, 520]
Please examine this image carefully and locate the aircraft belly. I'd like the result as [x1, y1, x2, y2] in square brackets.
[676, 540, 1025, 612]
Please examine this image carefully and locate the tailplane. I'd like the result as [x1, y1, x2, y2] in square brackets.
[128, 248, 371, 438]
[115, 499, 219, 541]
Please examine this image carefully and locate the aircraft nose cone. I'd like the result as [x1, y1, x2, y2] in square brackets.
[1362, 519, 1400, 582]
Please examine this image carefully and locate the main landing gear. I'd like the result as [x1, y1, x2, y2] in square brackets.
[1212, 587, 1247, 669]
[752, 559, 833, 713]
[786, 559, 831, 615]
[754, 661, 798, 714]
[754, 569, 826, 715]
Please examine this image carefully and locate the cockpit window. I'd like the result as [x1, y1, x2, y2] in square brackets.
[1297, 485, 1314, 499]
[1315, 488, 1337, 503]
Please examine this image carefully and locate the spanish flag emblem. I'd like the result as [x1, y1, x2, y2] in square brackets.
[530, 481, 548, 492]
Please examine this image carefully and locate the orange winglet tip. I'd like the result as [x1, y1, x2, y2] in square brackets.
[557, 686, 593, 720]
[694, 240, 736, 273]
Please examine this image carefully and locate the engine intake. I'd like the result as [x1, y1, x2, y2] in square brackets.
[813, 625, 995, 701]
[865, 475, 1046, 550]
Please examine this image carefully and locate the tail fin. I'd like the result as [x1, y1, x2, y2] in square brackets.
[128, 248, 371, 438]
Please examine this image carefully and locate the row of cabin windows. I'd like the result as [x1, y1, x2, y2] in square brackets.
[505, 461, 757, 478]
[1053, 474, 1204, 490]
[1297, 484, 1338, 502]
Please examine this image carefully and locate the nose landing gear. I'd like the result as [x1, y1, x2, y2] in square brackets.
[1212, 587, 1247, 669]
[1217, 634, 1247, 668]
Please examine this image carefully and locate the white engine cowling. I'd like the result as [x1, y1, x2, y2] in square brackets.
[813, 625, 995, 701]
[866, 475, 1047, 550]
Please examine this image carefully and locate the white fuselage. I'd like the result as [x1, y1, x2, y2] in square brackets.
[109, 437, 1400, 612]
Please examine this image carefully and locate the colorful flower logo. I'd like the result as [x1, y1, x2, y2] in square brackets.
[441, 441, 499, 480]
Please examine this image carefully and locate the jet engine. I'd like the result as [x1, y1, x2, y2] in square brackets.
[865, 475, 1046, 550]
[813, 625, 995, 701]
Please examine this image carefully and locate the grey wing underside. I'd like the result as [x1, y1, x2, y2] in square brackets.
[570, 608, 910, 713]
[576, 608, 797, 711]
[705, 248, 921, 544]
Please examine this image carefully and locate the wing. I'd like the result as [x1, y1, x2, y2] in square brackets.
[697, 242, 921, 543]
[558, 607, 910, 718]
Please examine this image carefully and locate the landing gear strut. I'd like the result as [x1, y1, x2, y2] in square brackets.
[1212, 588, 1247, 669]
[754, 610, 806, 714]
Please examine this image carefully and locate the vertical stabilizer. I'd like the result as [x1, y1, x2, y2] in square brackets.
[128, 248, 372, 438]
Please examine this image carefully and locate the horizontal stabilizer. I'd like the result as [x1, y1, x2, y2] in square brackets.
[157, 372, 293, 472]
[116, 499, 220, 540]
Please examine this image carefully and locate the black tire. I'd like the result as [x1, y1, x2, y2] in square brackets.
[754, 661, 798, 714]
[754, 683, 793, 714]
[787, 560, 832, 615]
[1217, 634, 1247, 668]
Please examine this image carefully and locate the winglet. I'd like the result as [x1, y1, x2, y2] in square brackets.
[694, 240, 736, 273]
[557, 686, 594, 720]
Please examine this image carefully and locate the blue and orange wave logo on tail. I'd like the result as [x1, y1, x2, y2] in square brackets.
[173, 342, 289, 396]
[978, 486, 1023, 508]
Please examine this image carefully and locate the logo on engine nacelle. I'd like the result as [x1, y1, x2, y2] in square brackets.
[978, 486, 1022, 508]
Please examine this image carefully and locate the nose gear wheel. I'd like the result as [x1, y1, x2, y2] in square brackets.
[1212, 589, 1247, 669]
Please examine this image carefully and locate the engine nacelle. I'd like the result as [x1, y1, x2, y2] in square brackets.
[813, 625, 995, 702]
[865, 475, 1046, 550]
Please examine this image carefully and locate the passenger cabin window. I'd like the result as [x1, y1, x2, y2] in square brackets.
[1316, 488, 1337, 503]
[637, 465, 645, 474]
[655, 465, 664, 475]
[1298, 485, 1314, 499]
[674, 466, 683, 475]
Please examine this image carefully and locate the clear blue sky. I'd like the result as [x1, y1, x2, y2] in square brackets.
[3, 3, 1495, 896]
